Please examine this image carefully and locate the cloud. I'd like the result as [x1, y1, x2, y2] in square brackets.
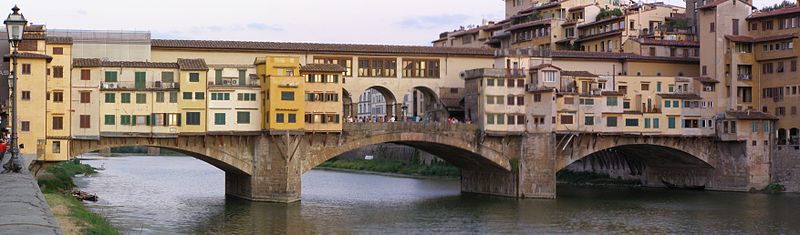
[397, 14, 471, 30]
[246, 22, 283, 32]
[76, 10, 87, 16]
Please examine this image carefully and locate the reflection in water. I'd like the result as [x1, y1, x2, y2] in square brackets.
[76, 155, 800, 234]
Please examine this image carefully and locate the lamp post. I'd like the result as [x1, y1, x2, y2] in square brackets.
[2, 5, 26, 173]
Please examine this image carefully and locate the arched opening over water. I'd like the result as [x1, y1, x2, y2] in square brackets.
[559, 144, 713, 189]
[403, 86, 445, 122]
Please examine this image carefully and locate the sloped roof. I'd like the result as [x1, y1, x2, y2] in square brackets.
[658, 93, 703, 100]
[177, 58, 209, 71]
[46, 37, 73, 45]
[632, 38, 699, 47]
[725, 33, 797, 43]
[73, 58, 179, 69]
[726, 111, 778, 120]
[152, 39, 494, 57]
[300, 64, 346, 73]
[749, 6, 800, 19]
[694, 76, 719, 83]
[531, 63, 561, 70]
[561, 71, 597, 77]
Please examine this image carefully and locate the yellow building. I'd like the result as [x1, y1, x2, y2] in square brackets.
[176, 58, 209, 134]
[44, 37, 73, 161]
[255, 56, 305, 133]
[300, 64, 346, 132]
[207, 65, 261, 133]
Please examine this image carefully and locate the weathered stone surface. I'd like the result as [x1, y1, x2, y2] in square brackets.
[0, 156, 62, 235]
[772, 146, 800, 192]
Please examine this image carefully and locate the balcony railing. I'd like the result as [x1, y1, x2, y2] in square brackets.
[208, 78, 259, 87]
[738, 74, 752, 81]
[100, 81, 179, 90]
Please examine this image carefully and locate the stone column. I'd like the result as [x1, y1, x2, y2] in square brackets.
[226, 134, 302, 202]
[518, 133, 556, 199]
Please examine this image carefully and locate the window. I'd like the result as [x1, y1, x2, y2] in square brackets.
[792, 59, 797, 72]
[104, 115, 115, 125]
[288, 113, 297, 123]
[623, 101, 630, 109]
[104, 93, 115, 103]
[214, 113, 226, 125]
[120, 115, 131, 125]
[189, 73, 200, 82]
[560, 115, 574, 124]
[649, 47, 656, 56]
[702, 65, 707, 75]
[606, 96, 618, 106]
[166, 91, 177, 103]
[53, 66, 63, 78]
[162, 71, 175, 83]
[79, 115, 90, 129]
[121, 93, 131, 103]
[534, 94, 542, 102]
[641, 83, 649, 91]
[653, 118, 660, 128]
[52, 117, 63, 130]
[668, 117, 676, 129]
[52, 91, 63, 103]
[625, 118, 639, 127]
[53, 47, 63, 55]
[52, 141, 61, 154]
[156, 92, 165, 103]
[313, 57, 353, 76]
[710, 22, 715, 32]
[136, 93, 146, 104]
[402, 59, 440, 78]
[21, 91, 30, 100]
[238, 93, 257, 101]
[683, 119, 699, 128]
[607, 117, 618, 127]
[276, 113, 285, 123]
[195, 92, 205, 100]
[543, 71, 557, 82]
[104, 71, 118, 82]
[135, 115, 148, 126]
[21, 64, 31, 74]
[585, 116, 594, 125]
[358, 58, 397, 77]
[665, 100, 671, 108]
[186, 112, 201, 125]
[281, 91, 295, 100]
[237, 111, 250, 124]
[80, 91, 90, 103]
[183, 92, 193, 100]
[81, 69, 91, 80]
[579, 98, 594, 105]
[732, 19, 739, 35]
[487, 114, 495, 124]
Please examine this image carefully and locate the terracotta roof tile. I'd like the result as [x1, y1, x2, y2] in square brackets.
[602, 91, 625, 96]
[573, 29, 623, 43]
[3, 52, 53, 62]
[577, 16, 625, 29]
[73, 58, 179, 69]
[177, 58, 209, 71]
[725, 33, 797, 43]
[24, 25, 45, 32]
[726, 111, 778, 120]
[694, 76, 719, 83]
[506, 19, 552, 31]
[300, 64, 346, 73]
[46, 37, 73, 45]
[569, 4, 594, 11]
[749, 6, 800, 19]
[152, 39, 494, 57]
[658, 93, 703, 100]
[561, 71, 597, 77]
[531, 63, 561, 70]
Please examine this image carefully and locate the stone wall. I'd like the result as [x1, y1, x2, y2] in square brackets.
[772, 146, 800, 192]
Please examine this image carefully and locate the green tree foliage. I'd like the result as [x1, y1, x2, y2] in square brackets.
[596, 9, 623, 21]
[760, 0, 797, 12]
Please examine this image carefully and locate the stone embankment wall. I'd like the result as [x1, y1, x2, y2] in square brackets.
[0, 156, 62, 235]
[772, 146, 800, 192]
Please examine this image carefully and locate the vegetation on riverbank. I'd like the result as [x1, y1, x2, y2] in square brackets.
[556, 170, 641, 186]
[318, 159, 460, 178]
[37, 159, 118, 235]
[760, 183, 786, 194]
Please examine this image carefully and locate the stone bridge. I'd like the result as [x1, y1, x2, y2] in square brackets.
[68, 125, 767, 202]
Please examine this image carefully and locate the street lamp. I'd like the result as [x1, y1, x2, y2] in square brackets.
[2, 5, 27, 173]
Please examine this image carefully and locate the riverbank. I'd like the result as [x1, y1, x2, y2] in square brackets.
[317, 159, 460, 179]
[37, 159, 118, 235]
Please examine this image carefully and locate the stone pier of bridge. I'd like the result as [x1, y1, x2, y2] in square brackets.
[70, 123, 771, 203]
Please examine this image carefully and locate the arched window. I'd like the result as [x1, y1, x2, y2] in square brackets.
[778, 128, 788, 145]
[790, 128, 800, 145]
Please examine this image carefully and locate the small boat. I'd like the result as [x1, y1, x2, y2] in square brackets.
[71, 190, 99, 202]
[661, 180, 706, 190]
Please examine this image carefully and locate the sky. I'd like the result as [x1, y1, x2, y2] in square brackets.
[1, 0, 790, 46]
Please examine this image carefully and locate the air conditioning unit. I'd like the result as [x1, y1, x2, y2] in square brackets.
[154, 81, 162, 88]
[231, 79, 239, 85]
[103, 83, 118, 89]
[704, 86, 713, 92]
[163, 83, 174, 89]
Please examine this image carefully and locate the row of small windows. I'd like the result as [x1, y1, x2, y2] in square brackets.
[486, 95, 525, 106]
[306, 74, 341, 83]
[305, 93, 340, 102]
[761, 60, 798, 74]
[558, 115, 714, 129]
[485, 114, 526, 125]
[485, 78, 526, 87]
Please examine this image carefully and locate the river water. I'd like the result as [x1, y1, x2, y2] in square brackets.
[75, 155, 800, 234]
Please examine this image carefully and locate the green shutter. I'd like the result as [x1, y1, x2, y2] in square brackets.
[215, 69, 223, 85]
[104, 71, 117, 82]
[239, 70, 246, 85]
[104, 115, 115, 125]
[121, 93, 131, 103]
[215, 113, 226, 125]
[146, 115, 151, 126]
[237, 111, 250, 124]
[653, 118, 660, 128]
[105, 93, 115, 103]
[668, 117, 676, 129]
[135, 72, 146, 90]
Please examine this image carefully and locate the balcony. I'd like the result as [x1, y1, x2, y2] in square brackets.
[208, 78, 259, 87]
[738, 74, 752, 81]
[100, 81, 179, 91]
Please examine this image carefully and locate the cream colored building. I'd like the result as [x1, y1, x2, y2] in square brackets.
[463, 68, 527, 135]
[301, 64, 346, 132]
[207, 65, 261, 133]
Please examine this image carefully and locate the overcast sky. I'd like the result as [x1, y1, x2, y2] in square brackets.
[3, 0, 788, 46]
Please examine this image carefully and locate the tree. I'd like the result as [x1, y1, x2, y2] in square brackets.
[760, 0, 797, 12]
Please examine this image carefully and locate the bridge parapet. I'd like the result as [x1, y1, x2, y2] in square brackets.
[342, 122, 479, 134]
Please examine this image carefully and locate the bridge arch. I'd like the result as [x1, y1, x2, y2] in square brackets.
[302, 123, 513, 174]
[70, 136, 255, 175]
